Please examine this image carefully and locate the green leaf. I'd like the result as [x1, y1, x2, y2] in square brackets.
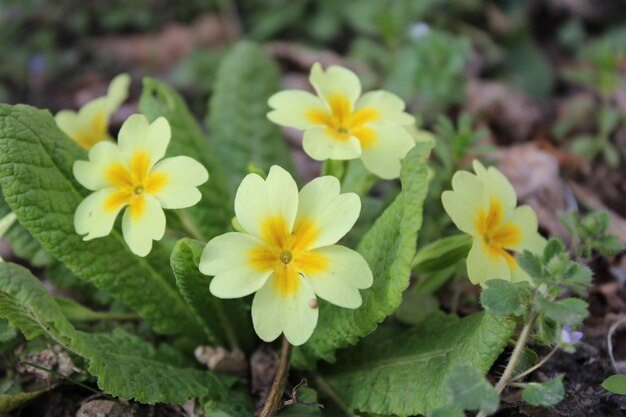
[277, 387, 322, 416]
[54, 296, 139, 322]
[428, 406, 465, 417]
[207, 41, 295, 196]
[602, 374, 626, 395]
[293, 141, 434, 368]
[0, 389, 47, 412]
[0, 189, 54, 267]
[522, 375, 564, 406]
[203, 386, 255, 417]
[537, 296, 589, 326]
[139, 77, 231, 240]
[75, 329, 232, 405]
[0, 262, 233, 405]
[170, 238, 254, 350]
[412, 234, 472, 274]
[395, 290, 439, 325]
[517, 251, 543, 280]
[543, 238, 566, 263]
[445, 365, 499, 414]
[480, 279, 531, 317]
[323, 312, 515, 416]
[0, 104, 203, 340]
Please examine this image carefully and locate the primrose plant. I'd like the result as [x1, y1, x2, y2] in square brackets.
[0, 41, 608, 417]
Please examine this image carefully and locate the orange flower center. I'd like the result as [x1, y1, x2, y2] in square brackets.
[476, 199, 521, 267]
[249, 216, 328, 296]
[103, 151, 168, 219]
[307, 95, 379, 148]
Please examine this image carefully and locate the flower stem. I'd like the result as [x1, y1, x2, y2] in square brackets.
[259, 337, 292, 417]
[475, 310, 539, 417]
[177, 209, 205, 241]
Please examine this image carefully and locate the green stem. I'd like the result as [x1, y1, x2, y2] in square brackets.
[475, 310, 539, 417]
[177, 209, 205, 241]
[311, 372, 358, 417]
[321, 160, 347, 182]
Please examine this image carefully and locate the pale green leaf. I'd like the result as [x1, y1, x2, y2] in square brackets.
[602, 374, 626, 395]
[480, 279, 531, 317]
[0, 104, 203, 340]
[323, 312, 515, 416]
[537, 297, 589, 326]
[522, 375, 564, 406]
[294, 141, 434, 368]
[207, 41, 295, 196]
[171, 238, 255, 350]
[445, 365, 499, 414]
[139, 78, 231, 240]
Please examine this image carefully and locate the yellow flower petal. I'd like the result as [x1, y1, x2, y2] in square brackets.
[234, 166, 299, 242]
[74, 189, 124, 240]
[73, 141, 126, 190]
[504, 205, 545, 252]
[149, 156, 208, 209]
[359, 122, 415, 179]
[296, 176, 360, 249]
[355, 90, 415, 126]
[201, 232, 272, 298]
[121, 194, 166, 257]
[302, 126, 361, 161]
[251, 274, 318, 345]
[267, 90, 327, 130]
[466, 237, 511, 286]
[304, 245, 371, 308]
[473, 160, 517, 213]
[309, 62, 361, 110]
[442, 171, 488, 236]
[105, 73, 131, 111]
[117, 115, 170, 165]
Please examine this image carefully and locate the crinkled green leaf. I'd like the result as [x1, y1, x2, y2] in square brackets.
[0, 262, 233, 405]
[0, 189, 54, 267]
[428, 406, 465, 417]
[207, 41, 295, 196]
[139, 78, 231, 241]
[294, 141, 434, 368]
[0, 389, 47, 412]
[602, 374, 626, 395]
[75, 329, 232, 405]
[445, 364, 499, 414]
[171, 238, 254, 350]
[522, 375, 564, 406]
[537, 296, 589, 326]
[0, 104, 203, 340]
[323, 312, 515, 416]
[480, 279, 531, 317]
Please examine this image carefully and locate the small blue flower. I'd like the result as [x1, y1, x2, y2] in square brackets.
[561, 325, 583, 345]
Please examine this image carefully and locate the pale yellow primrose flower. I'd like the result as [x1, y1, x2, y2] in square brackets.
[267, 63, 415, 180]
[199, 166, 373, 346]
[442, 160, 546, 286]
[56, 74, 130, 149]
[73, 114, 209, 257]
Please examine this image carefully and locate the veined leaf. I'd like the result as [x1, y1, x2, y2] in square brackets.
[0, 262, 233, 405]
[0, 389, 47, 412]
[0, 189, 54, 267]
[294, 141, 434, 367]
[207, 41, 295, 196]
[139, 78, 231, 241]
[171, 238, 255, 350]
[0, 104, 203, 340]
[323, 312, 515, 416]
